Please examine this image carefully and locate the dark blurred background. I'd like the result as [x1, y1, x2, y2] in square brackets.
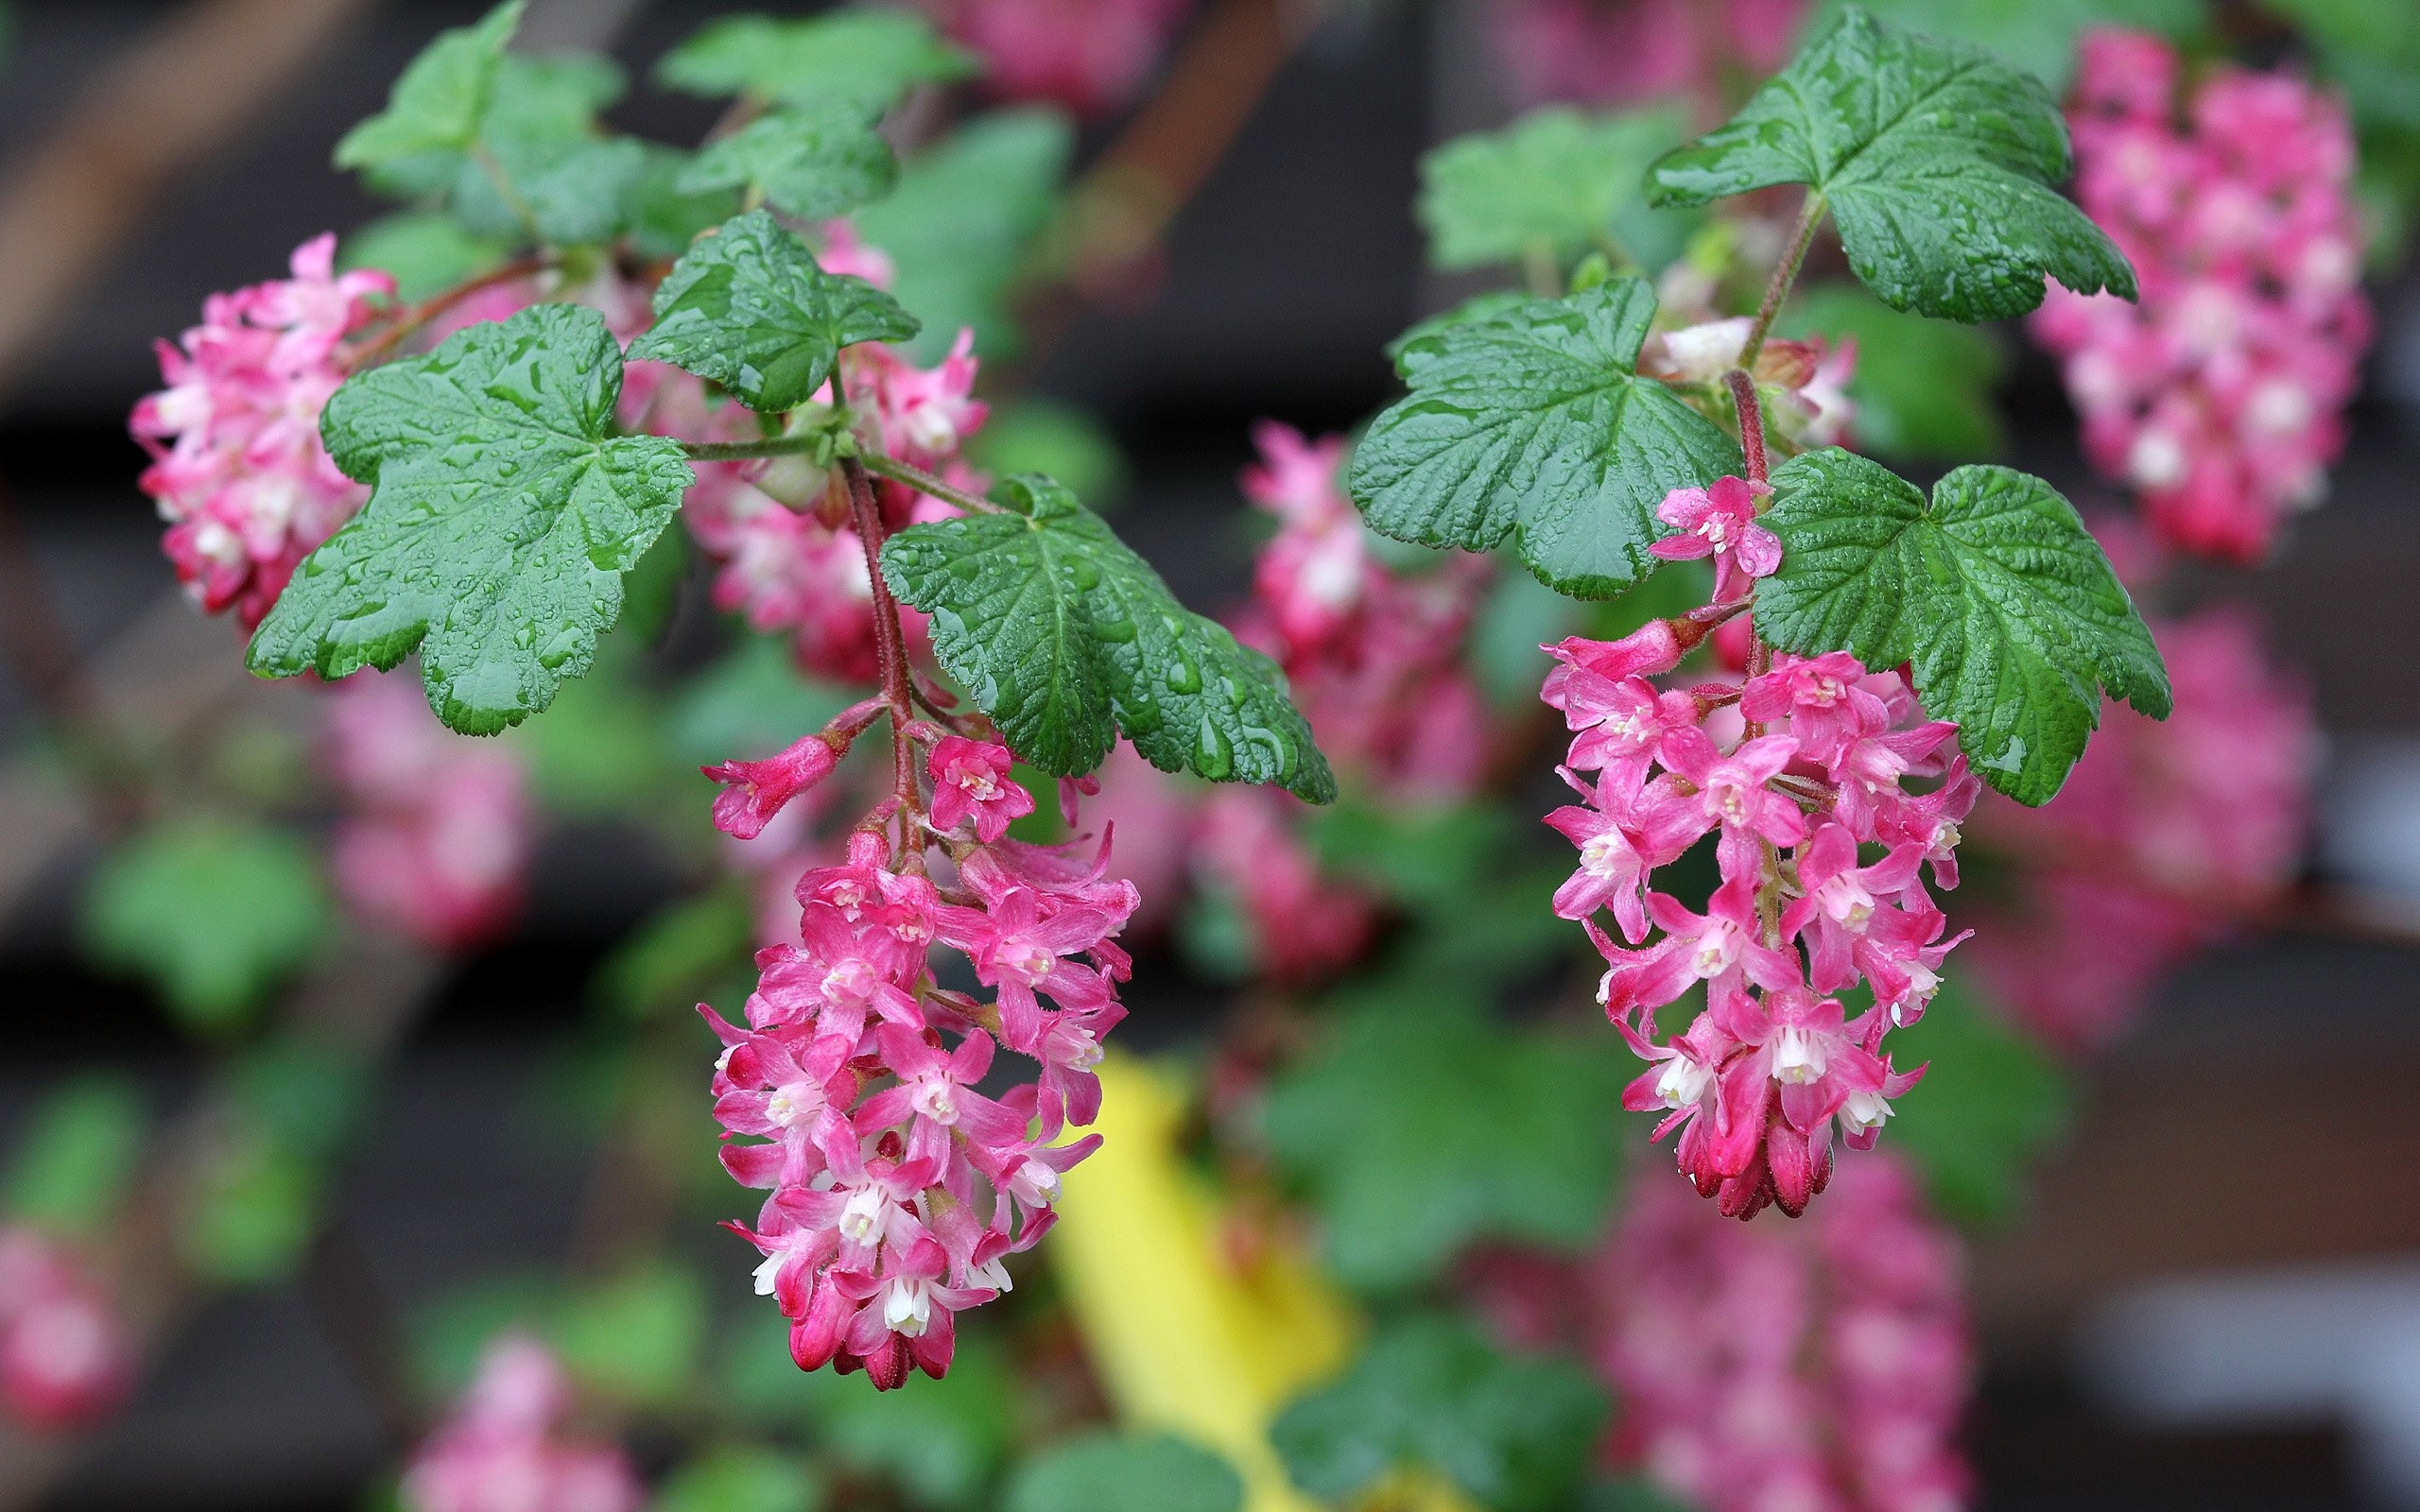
[3, 2, 2420, 1508]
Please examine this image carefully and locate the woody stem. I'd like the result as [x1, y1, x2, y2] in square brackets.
[842, 457, 925, 841]
[1739, 189, 1824, 369]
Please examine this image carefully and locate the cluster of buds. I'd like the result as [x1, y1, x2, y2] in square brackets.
[1967, 604, 2313, 1051]
[2031, 27, 2369, 561]
[1546, 476, 1977, 1218]
[1482, 0, 1804, 112]
[0, 1227, 132, 1433]
[705, 705, 1137, 1387]
[677, 232, 988, 683]
[1594, 1152, 1970, 1512]
[325, 670, 533, 953]
[399, 1333, 640, 1512]
[130, 234, 394, 627]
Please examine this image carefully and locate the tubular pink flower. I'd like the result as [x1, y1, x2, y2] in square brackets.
[706, 731, 843, 840]
[925, 736, 1035, 842]
[0, 1228, 133, 1434]
[399, 1333, 641, 1512]
[1649, 476, 1782, 602]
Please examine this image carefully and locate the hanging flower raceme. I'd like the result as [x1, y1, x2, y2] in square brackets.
[1482, 0, 1804, 111]
[325, 670, 533, 953]
[1544, 482, 1976, 1219]
[0, 1227, 133, 1433]
[912, 0, 1195, 117]
[399, 1333, 641, 1512]
[1965, 606, 2314, 1050]
[2031, 28, 2369, 562]
[1593, 1152, 1970, 1512]
[129, 233, 394, 627]
[706, 705, 1137, 1388]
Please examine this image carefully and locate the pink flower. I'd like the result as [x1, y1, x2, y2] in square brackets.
[1483, 0, 1804, 112]
[130, 233, 396, 627]
[1656, 727, 1806, 850]
[926, 736, 1035, 842]
[1591, 873, 1799, 1018]
[914, 0, 1194, 117]
[325, 670, 531, 952]
[399, 1333, 641, 1512]
[1650, 476, 1782, 602]
[1240, 422, 1373, 656]
[2031, 29, 2369, 561]
[0, 1228, 133, 1433]
[1545, 771, 1706, 942]
[1779, 824, 1927, 994]
[845, 328, 989, 473]
[706, 731, 843, 840]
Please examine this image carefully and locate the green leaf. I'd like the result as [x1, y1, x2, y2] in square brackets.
[1826, 0, 2207, 90]
[628, 210, 920, 413]
[1271, 1315, 1607, 1512]
[334, 1, 525, 168]
[80, 816, 330, 1031]
[1347, 278, 1742, 599]
[1004, 1433, 1244, 1512]
[624, 145, 744, 262]
[679, 104, 898, 220]
[551, 1261, 707, 1408]
[880, 475, 1336, 799]
[966, 399, 1129, 509]
[341, 212, 512, 301]
[1883, 978, 2071, 1226]
[592, 886, 758, 1021]
[656, 9, 977, 111]
[3, 1076, 147, 1236]
[1781, 283, 2005, 460]
[853, 111, 1072, 362]
[1261, 989, 1624, 1290]
[1754, 450, 2170, 804]
[1418, 106, 1692, 273]
[1648, 6, 2135, 321]
[667, 635, 856, 769]
[184, 1132, 320, 1283]
[250, 304, 691, 735]
[721, 1328, 1018, 1508]
[657, 1447, 825, 1512]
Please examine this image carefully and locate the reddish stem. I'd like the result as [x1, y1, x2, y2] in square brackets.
[843, 457, 925, 846]
[342, 254, 555, 369]
[1723, 368, 1770, 490]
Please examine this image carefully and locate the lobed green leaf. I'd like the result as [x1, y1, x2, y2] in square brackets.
[1417, 106, 1692, 273]
[655, 9, 977, 111]
[1649, 5, 2135, 320]
[880, 475, 1335, 800]
[250, 303, 694, 735]
[1754, 449, 2170, 804]
[1348, 277, 1742, 599]
[1004, 1433, 1243, 1512]
[677, 103, 899, 221]
[335, 1, 524, 168]
[628, 209, 920, 413]
[79, 816, 330, 1031]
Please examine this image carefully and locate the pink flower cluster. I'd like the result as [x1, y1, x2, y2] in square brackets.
[674, 234, 983, 683]
[1546, 483, 1978, 1218]
[1484, 0, 1803, 111]
[400, 1333, 640, 1512]
[2031, 28, 2370, 562]
[0, 1227, 132, 1433]
[1966, 607, 2313, 1050]
[1594, 1153, 1969, 1512]
[1168, 422, 1489, 980]
[326, 670, 533, 953]
[130, 234, 395, 627]
[707, 732, 1135, 1389]
[914, 0, 1195, 117]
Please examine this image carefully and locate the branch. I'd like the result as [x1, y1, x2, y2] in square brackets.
[1739, 190, 1825, 369]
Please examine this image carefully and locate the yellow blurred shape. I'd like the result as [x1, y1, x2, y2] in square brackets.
[1047, 1054, 1360, 1512]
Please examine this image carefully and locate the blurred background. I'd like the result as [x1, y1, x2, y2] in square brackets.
[2, 1, 2419, 1509]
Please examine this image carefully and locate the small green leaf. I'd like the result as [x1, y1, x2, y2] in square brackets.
[881, 475, 1335, 800]
[1754, 449, 2170, 804]
[184, 1133, 320, 1284]
[624, 144, 744, 261]
[1004, 1433, 1244, 1512]
[965, 399, 1129, 509]
[1347, 278, 1742, 599]
[668, 635, 856, 769]
[1781, 283, 2006, 460]
[679, 104, 898, 220]
[656, 1446, 825, 1512]
[3, 1076, 147, 1236]
[1883, 978, 2071, 1226]
[334, 1, 525, 168]
[1261, 988, 1624, 1290]
[629, 209, 920, 413]
[592, 887, 758, 1022]
[340, 212, 512, 301]
[250, 303, 694, 735]
[1418, 106, 1692, 273]
[854, 111, 1072, 362]
[1649, 5, 2136, 320]
[80, 816, 331, 1031]
[1271, 1315, 1607, 1512]
[656, 9, 977, 111]
[551, 1261, 707, 1408]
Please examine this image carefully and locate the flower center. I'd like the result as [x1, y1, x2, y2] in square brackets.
[1772, 1026, 1827, 1084]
